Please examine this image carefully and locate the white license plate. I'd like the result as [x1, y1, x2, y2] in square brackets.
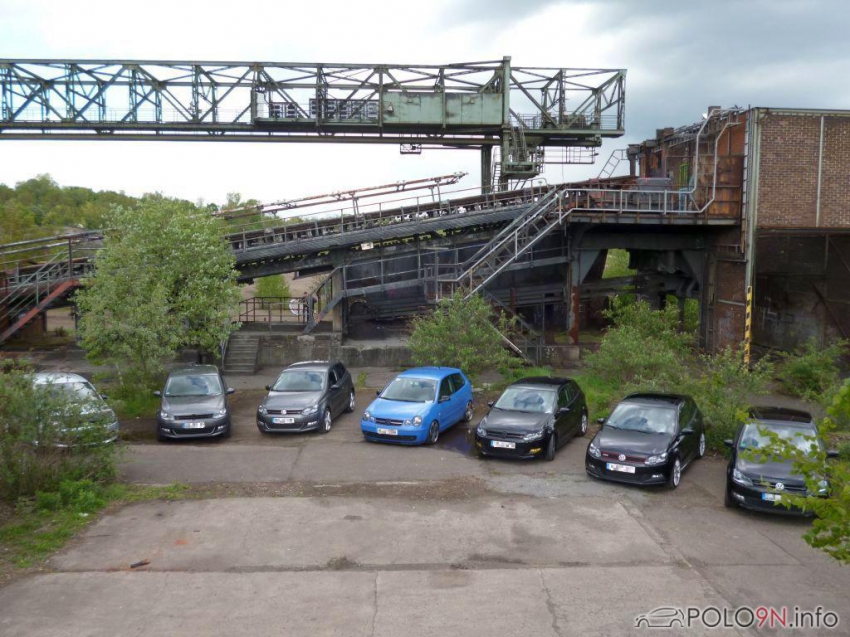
[183, 422, 206, 429]
[377, 427, 398, 436]
[762, 493, 782, 502]
[273, 417, 295, 424]
[606, 462, 636, 474]
[492, 440, 516, 449]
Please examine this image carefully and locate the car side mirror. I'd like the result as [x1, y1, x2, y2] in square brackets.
[487, 401, 494, 408]
[227, 388, 235, 395]
[440, 395, 450, 403]
[376, 390, 381, 396]
[827, 449, 840, 458]
[331, 383, 340, 390]
[153, 390, 161, 397]
[681, 427, 695, 436]
[596, 417, 605, 425]
[723, 439, 734, 449]
[557, 407, 570, 415]
[265, 385, 272, 391]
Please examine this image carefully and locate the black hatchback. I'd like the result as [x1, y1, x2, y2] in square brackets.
[586, 393, 706, 488]
[724, 407, 837, 515]
[257, 360, 355, 434]
[475, 377, 588, 461]
[155, 365, 235, 441]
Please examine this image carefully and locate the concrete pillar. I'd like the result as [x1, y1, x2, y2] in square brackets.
[330, 269, 345, 333]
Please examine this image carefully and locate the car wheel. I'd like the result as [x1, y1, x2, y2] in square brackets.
[668, 458, 682, 489]
[580, 410, 588, 436]
[545, 433, 557, 461]
[320, 408, 332, 434]
[345, 390, 356, 413]
[222, 421, 232, 439]
[724, 486, 735, 508]
[697, 432, 706, 458]
[462, 401, 474, 422]
[427, 420, 440, 444]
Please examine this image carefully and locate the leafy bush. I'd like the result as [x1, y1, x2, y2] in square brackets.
[0, 364, 119, 502]
[585, 299, 692, 387]
[777, 338, 848, 402]
[409, 291, 519, 382]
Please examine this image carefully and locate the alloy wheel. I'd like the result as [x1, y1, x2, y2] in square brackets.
[323, 409, 332, 433]
[464, 402, 473, 422]
[580, 412, 588, 435]
[698, 433, 706, 458]
[348, 391, 356, 412]
[429, 421, 439, 444]
[671, 459, 681, 488]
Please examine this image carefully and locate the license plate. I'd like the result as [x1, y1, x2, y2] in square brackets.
[606, 462, 636, 474]
[183, 422, 206, 429]
[273, 417, 295, 424]
[762, 493, 782, 502]
[492, 440, 516, 449]
[377, 427, 398, 436]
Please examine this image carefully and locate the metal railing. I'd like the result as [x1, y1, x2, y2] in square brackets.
[237, 296, 310, 325]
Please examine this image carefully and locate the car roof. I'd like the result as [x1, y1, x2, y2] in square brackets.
[168, 364, 220, 376]
[621, 393, 687, 408]
[397, 367, 461, 380]
[748, 406, 815, 427]
[286, 360, 334, 371]
[509, 376, 570, 389]
[32, 372, 90, 385]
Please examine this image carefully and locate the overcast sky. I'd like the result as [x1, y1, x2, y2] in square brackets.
[1, 0, 848, 206]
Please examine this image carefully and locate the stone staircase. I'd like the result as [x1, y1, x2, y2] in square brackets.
[223, 332, 260, 374]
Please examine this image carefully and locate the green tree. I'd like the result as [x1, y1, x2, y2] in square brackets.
[75, 197, 241, 387]
[755, 380, 850, 563]
[256, 274, 291, 299]
[408, 291, 518, 381]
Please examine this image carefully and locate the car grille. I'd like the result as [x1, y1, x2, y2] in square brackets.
[375, 417, 404, 426]
[763, 479, 806, 493]
[267, 409, 302, 416]
[601, 451, 647, 463]
[366, 432, 417, 442]
[483, 429, 526, 440]
[172, 425, 217, 436]
[175, 413, 214, 420]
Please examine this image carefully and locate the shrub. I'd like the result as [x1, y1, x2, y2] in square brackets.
[256, 274, 291, 303]
[777, 338, 848, 402]
[408, 291, 519, 382]
[0, 365, 119, 502]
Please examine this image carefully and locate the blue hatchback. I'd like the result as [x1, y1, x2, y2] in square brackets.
[361, 367, 474, 445]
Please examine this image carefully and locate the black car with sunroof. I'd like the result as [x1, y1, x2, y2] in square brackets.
[586, 393, 706, 488]
[475, 377, 588, 461]
[257, 360, 355, 434]
[724, 406, 838, 515]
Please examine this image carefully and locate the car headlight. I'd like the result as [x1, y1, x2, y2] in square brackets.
[404, 415, 423, 427]
[812, 479, 829, 496]
[258, 405, 267, 415]
[363, 410, 375, 422]
[159, 411, 173, 420]
[302, 405, 319, 416]
[214, 409, 227, 418]
[522, 429, 545, 442]
[588, 441, 601, 458]
[645, 452, 668, 466]
[732, 468, 753, 487]
[476, 420, 488, 437]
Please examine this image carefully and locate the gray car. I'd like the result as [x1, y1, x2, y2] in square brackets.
[257, 360, 355, 434]
[32, 372, 119, 446]
[155, 365, 234, 441]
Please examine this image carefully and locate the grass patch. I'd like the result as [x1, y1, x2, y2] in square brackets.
[356, 371, 368, 389]
[0, 482, 188, 571]
[602, 249, 635, 279]
[571, 372, 621, 421]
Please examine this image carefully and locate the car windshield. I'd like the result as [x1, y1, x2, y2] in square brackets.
[739, 422, 821, 454]
[39, 381, 99, 402]
[606, 403, 676, 435]
[165, 374, 223, 397]
[272, 370, 325, 392]
[494, 387, 556, 414]
[380, 377, 436, 403]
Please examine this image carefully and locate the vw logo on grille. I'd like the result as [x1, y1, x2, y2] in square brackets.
[775, 482, 785, 491]
[618, 453, 626, 461]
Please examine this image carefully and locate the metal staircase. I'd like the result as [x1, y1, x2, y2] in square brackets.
[303, 267, 345, 334]
[598, 148, 627, 179]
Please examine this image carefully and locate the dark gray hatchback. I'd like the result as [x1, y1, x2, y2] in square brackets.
[155, 365, 235, 441]
[257, 361, 355, 434]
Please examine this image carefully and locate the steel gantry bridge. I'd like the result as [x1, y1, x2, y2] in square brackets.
[0, 57, 626, 188]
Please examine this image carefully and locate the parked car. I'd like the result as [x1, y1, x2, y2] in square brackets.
[724, 407, 838, 515]
[257, 360, 355, 434]
[32, 372, 119, 446]
[361, 367, 473, 445]
[475, 377, 587, 461]
[586, 393, 706, 488]
[155, 365, 234, 441]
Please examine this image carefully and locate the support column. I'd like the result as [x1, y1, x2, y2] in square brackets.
[480, 146, 492, 191]
[331, 269, 345, 333]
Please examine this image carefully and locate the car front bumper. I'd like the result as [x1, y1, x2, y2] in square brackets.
[727, 482, 811, 516]
[257, 412, 321, 433]
[361, 420, 428, 445]
[157, 414, 230, 439]
[585, 455, 671, 486]
[474, 433, 549, 459]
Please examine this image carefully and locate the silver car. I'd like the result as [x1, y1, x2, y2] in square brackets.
[32, 372, 119, 446]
